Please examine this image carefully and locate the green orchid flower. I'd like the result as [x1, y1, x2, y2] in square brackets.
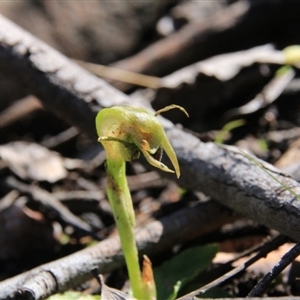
[96, 105, 188, 178]
[95, 105, 188, 300]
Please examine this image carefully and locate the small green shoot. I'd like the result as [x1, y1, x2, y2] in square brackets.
[96, 105, 188, 300]
[275, 65, 292, 76]
[257, 138, 268, 153]
[214, 119, 245, 144]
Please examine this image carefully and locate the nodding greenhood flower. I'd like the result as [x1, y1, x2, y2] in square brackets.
[96, 105, 188, 178]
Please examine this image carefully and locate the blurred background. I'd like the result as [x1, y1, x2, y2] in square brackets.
[2, 0, 300, 297]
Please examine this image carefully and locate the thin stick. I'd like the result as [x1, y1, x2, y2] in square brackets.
[75, 59, 161, 89]
[248, 242, 300, 297]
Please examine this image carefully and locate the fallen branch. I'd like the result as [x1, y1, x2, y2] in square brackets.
[0, 13, 135, 140]
[0, 200, 235, 299]
[1, 14, 300, 242]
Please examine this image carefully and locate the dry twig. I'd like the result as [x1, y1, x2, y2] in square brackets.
[0, 95, 42, 129]
[248, 242, 300, 297]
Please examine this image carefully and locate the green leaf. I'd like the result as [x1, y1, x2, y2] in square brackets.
[154, 244, 218, 300]
[214, 119, 245, 144]
[47, 291, 100, 300]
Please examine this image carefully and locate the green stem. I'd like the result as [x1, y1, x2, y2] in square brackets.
[106, 158, 144, 299]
